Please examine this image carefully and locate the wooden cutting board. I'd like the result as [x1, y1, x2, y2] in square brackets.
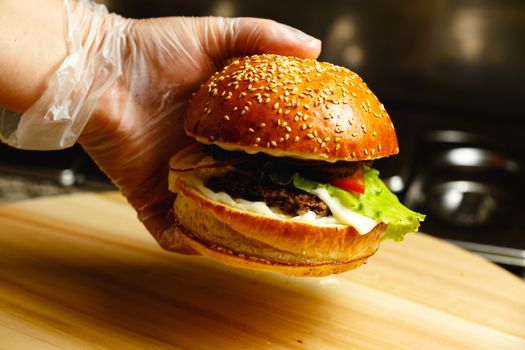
[0, 192, 524, 349]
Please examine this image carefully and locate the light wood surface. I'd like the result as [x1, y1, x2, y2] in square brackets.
[0, 192, 524, 349]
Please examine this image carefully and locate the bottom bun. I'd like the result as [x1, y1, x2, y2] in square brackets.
[171, 174, 386, 277]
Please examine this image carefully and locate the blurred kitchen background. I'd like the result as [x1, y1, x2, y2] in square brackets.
[1, 0, 524, 276]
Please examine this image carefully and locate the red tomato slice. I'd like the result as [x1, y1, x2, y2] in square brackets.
[329, 163, 365, 194]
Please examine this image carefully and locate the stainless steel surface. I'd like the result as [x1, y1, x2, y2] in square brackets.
[0, 161, 114, 204]
[449, 240, 525, 268]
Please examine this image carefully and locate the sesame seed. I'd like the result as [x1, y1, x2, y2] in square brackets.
[301, 123, 307, 130]
[303, 115, 309, 121]
[335, 143, 341, 150]
[294, 136, 300, 143]
[259, 123, 266, 128]
[255, 137, 261, 143]
[278, 137, 284, 143]
[364, 149, 369, 156]
[248, 128, 255, 133]
[378, 144, 382, 151]
[352, 132, 357, 137]
[233, 107, 238, 111]
[273, 102, 279, 110]
[286, 126, 292, 132]
[285, 134, 290, 140]
[224, 115, 230, 121]
[351, 151, 356, 158]
[303, 105, 310, 110]
[324, 137, 331, 142]
[271, 140, 277, 147]
[307, 133, 314, 139]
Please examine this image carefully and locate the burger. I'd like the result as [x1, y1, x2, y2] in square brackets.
[169, 54, 424, 277]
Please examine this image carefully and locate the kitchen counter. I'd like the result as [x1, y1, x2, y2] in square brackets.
[0, 192, 524, 349]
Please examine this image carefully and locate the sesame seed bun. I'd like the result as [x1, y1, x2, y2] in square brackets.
[171, 54, 400, 276]
[185, 54, 399, 162]
[170, 169, 386, 277]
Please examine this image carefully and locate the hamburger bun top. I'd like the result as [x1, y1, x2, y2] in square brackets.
[185, 54, 399, 162]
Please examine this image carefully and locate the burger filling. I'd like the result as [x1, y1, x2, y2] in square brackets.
[202, 146, 364, 219]
[172, 145, 425, 240]
[206, 173, 331, 216]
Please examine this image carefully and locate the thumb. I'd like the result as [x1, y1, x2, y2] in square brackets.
[198, 17, 322, 64]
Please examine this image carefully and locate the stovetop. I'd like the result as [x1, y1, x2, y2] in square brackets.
[374, 109, 525, 277]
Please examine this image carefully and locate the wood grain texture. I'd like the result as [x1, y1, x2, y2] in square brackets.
[0, 192, 523, 350]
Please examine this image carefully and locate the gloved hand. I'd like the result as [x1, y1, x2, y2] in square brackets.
[6, 1, 321, 253]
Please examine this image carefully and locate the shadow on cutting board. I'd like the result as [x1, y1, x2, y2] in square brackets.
[0, 239, 350, 348]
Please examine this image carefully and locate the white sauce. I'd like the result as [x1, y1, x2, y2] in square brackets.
[311, 188, 378, 235]
[196, 183, 278, 217]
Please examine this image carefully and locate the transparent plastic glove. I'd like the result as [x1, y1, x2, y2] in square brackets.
[11, 1, 322, 253]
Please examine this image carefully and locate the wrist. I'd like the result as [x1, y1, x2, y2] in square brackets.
[0, 0, 67, 112]
[1, 1, 132, 150]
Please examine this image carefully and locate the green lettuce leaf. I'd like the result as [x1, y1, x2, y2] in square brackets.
[273, 166, 425, 241]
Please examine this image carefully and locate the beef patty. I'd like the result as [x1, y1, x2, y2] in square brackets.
[205, 172, 331, 217]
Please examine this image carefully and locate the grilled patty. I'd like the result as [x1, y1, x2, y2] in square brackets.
[205, 173, 331, 217]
